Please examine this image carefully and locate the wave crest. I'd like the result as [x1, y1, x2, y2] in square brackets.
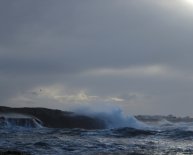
[0, 113, 43, 128]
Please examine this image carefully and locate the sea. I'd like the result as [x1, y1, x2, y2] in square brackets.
[1, 112, 193, 155]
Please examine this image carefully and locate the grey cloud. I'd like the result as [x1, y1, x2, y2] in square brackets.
[1, 0, 193, 69]
[0, 0, 193, 116]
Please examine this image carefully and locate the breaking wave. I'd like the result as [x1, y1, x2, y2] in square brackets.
[1, 106, 193, 154]
[72, 104, 149, 130]
[0, 114, 43, 128]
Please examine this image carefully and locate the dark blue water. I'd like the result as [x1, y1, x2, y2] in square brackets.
[1, 120, 193, 155]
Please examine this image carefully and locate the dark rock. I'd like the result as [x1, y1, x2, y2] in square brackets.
[0, 106, 106, 129]
[0, 150, 30, 155]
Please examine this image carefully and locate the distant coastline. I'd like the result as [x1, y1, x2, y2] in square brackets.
[136, 114, 193, 123]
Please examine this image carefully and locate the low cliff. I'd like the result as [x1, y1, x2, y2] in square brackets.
[0, 106, 106, 129]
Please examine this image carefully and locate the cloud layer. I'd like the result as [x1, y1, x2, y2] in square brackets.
[1, 0, 193, 116]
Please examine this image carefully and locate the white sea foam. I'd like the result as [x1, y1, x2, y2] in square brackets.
[0, 113, 42, 128]
[70, 103, 149, 129]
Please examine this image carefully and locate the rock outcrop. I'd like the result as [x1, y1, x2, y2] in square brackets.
[0, 106, 106, 129]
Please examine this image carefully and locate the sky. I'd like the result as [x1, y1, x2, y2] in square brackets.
[0, 0, 193, 116]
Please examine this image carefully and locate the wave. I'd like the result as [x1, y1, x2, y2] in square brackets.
[0, 111, 150, 130]
[110, 127, 155, 138]
[94, 113, 149, 130]
[72, 105, 150, 130]
[0, 106, 150, 130]
[1, 106, 193, 132]
[157, 128, 193, 140]
[0, 113, 43, 128]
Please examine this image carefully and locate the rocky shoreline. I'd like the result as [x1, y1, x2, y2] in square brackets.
[0, 106, 105, 129]
[1, 106, 193, 130]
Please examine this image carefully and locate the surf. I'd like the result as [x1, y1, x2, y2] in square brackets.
[0, 113, 43, 128]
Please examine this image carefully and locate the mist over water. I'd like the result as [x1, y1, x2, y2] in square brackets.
[70, 103, 150, 129]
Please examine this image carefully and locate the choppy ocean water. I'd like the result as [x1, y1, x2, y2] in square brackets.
[1, 116, 193, 155]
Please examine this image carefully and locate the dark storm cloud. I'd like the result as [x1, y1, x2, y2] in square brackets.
[0, 0, 193, 116]
[1, 0, 193, 72]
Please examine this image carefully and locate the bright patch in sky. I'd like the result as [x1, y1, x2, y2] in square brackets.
[184, 0, 193, 5]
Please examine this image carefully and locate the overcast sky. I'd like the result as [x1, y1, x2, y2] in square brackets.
[1, 0, 193, 116]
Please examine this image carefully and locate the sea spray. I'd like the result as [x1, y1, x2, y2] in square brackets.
[1, 107, 193, 154]
[70, 103, 149, 129]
